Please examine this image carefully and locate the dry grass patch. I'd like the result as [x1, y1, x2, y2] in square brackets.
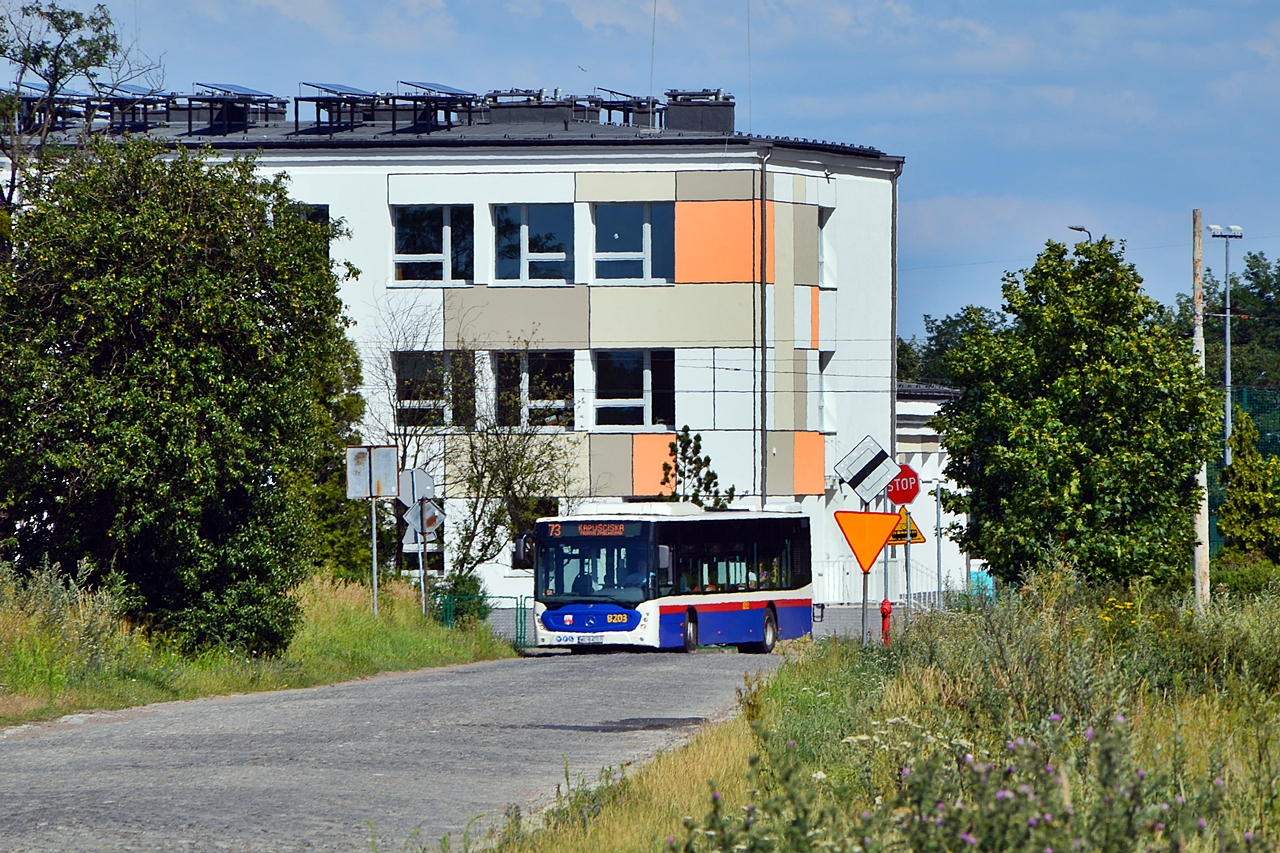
[499, 716, 757, 853]
[1, 570, 515, 727]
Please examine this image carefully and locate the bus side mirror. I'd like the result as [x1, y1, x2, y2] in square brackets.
[513, 532, 537, 569]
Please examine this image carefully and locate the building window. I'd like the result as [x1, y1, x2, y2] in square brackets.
[818, 206, 834, 287]
[393, 205, 474, 284]
[594, 349, 674, 426]
[494, 204, 574, 282]
[393, 351, 476, 427]
[494, 350, 575, 428]
[594, 203, 674, 281]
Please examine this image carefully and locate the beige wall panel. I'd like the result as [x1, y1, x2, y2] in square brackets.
[591, 283, 756, 348]
[793, 174, 807, 204]
[793, 204, 820, 286]
[676, 170, 756, 201]
[576, 172, 675, 202]
[562, 433, 592, 498]
[773, 203, 795, 347]
[590, 433, 633, 496]
[766, 430, 795, 496]
[444, 285, 589, 350]
[792, 350, 808, 431]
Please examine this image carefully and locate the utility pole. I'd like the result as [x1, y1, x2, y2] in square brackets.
[1192, 209, 1210, 615]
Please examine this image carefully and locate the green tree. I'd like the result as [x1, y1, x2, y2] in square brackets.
[935, 238, 1218, 585]
[1218, 406, 1280, 559]
[0, 2, 161, 218]
[896, 335, 921, 382]
[661, 426, 736, 509]
[0, 137, 359, 652]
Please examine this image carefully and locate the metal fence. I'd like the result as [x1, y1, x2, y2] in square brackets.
[1209, 387, 1280, 556]
[435, 594, 534, 648]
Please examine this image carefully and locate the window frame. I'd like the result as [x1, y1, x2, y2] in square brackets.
[493, 203, 575, 285]
[494, 350, 575, 430]
[392, 350, 476, 428]
[593, 349, 675, 429]
[392, 204, 474, 287]
[592, 202, 674, 284]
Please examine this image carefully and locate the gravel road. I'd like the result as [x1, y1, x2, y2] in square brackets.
[0, 650, 778, 852]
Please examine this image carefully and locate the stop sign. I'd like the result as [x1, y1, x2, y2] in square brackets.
[886, 464, 920, 505]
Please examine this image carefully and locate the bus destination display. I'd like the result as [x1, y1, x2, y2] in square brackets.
[545, 521, 642, 538]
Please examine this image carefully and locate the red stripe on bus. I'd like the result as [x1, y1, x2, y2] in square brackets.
[658, 598, 811, 615]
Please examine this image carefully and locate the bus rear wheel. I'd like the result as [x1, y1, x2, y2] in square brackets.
[681, 613, 698, 653]
[740, 609, 777, 654]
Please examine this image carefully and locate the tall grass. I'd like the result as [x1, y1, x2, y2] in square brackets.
[669, 571, 1280, 851]
[0, 562, 514, 727]
[491, 572, 1280, 853]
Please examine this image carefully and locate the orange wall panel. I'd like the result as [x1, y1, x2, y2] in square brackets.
[675, 200, 774, 284]
[632, 433, 675, 496]
[793, 431, 826, 495]
[810, 286, 821, 350]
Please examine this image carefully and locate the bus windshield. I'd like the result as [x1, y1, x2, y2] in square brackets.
[536, 523, 652, 606]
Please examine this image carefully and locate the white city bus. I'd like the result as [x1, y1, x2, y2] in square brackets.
[519, 504, 813, 653]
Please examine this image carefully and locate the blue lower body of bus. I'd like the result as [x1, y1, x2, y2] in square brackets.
[533, 591, 813, 650]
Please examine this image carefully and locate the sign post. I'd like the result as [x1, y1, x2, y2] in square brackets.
[346, 445, 399, 615]
[887, 464, 920, 623]
[833, 510, 900, 645]
[834, 436, 899, 642]
[399, 468, 437, 615]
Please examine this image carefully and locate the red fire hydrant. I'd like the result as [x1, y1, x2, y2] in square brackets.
[880, 598, 893, 646]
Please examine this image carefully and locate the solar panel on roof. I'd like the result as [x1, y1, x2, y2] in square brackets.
[401, 81, 476, 97]
[302, 82, 377, 97]
[196, 82, 275, 98]
[19, 82, 93, 98]
[110, 82, 160, 96]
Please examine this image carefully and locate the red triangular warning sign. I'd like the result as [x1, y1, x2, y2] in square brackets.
[834, 511, 901, 573]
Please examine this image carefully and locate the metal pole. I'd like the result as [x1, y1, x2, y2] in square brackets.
[860, 570, 868, 645]
[1193, 210, 1210, 615]
[1225, 235, 1233, 467]
[880, 491, 890, 607]
[904, 524, 912, 626]
[371, 498, 379, 617]
[935, 480, 944, 610]
[419, 536, 427, 616]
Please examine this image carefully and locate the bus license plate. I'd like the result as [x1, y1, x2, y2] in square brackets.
[578, 635, 603, 644]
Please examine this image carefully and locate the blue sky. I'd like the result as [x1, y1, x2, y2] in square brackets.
[112, 0, 1280, 337]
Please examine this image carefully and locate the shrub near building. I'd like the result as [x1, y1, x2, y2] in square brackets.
[0, 139, 361, 653]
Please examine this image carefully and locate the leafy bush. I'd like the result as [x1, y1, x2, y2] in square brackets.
[1213, 551, 1280, 596]
[0, 138, 360, 653]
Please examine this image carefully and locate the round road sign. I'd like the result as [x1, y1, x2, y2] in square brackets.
[886, 464, 921, 505]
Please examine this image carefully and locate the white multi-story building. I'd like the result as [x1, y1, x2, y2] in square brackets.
[134, 83, 911, 601]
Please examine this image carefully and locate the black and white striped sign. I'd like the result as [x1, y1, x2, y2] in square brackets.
[834, 435, 898, 503]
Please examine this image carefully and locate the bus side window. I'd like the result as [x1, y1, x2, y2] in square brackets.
[679, 558, 698, 593]
[780, 540, 793, 588]
[760, 555, 780, 590]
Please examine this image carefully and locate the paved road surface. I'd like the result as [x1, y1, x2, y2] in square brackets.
[0, 651, 777, 852]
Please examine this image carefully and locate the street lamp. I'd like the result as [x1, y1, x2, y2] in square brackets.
[1209, 224, 1244, 465]
[1069, 225, 1092, 242]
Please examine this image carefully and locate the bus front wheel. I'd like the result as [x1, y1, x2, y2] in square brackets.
[681, 613, 698, 653]
[740, 609, 777, 654]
